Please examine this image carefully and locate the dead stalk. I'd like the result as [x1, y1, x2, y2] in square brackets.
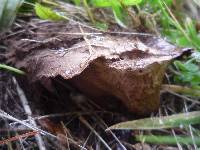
[13, 77, 46, 150]
[79, 116, 112, 150]
[162, 84, 200, 97]
[0, 131, 38, 146]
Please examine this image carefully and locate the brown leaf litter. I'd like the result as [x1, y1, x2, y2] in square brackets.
[3, 20, 187, 115]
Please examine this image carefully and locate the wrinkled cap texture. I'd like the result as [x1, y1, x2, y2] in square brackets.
[4, 20, 187, 114]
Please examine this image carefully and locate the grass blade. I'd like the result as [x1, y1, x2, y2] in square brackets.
[0, 0, 23, 31]
[135, 135, 200, 145]
[34, 3, 65, 21]
[0, 0, 7, 18]
[162, 84, 200, 97]
[107, 111, 200, 130]
[0, 64, 25, 75]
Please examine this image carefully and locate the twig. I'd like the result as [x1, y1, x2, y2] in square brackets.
[79, 25, 94, 55]
[35, 32, 102, 35]
[0, 109, 56, 139]
[34, 31, 154, 36]
[9, 111, 116, 126]
[62, 15, 100, 32]
[81, 130, 93, 150]
[0, 110, 87, 149]
[162, 90, 200, 105]
[57, 134, 86, 150]
[73, 95, 125, 149]
[12, 77, 47, 150]
[0, 131, 38, 145]
[85, 103, 126, 150]
[79, 116, 112, 150]
[107, 31, 154, 36]
[61, 121, 72, 150]
[98, 118, 127, 150]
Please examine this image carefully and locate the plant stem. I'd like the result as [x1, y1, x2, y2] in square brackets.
[162, 84, 200, 97]
[0, 64, 25, 75]
[83, 0, 95, 24]
[136, 135, 200, 145]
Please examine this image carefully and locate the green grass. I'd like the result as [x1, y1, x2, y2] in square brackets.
[135, 135, 200, 146]
[0, 0, 23, 31]
[0, 64, 25, 75]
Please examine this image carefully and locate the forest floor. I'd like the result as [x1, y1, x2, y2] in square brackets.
[0, 0, 200, 150]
